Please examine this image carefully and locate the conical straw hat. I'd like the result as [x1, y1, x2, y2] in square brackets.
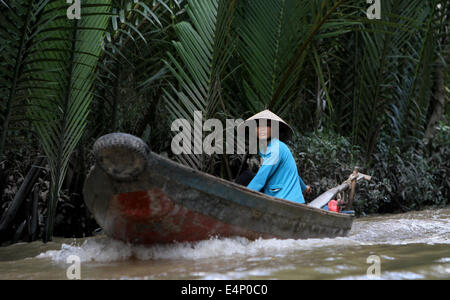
[240, 109, 294, 140]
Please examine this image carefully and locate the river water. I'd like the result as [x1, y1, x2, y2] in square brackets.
[0, 208, 449, 280]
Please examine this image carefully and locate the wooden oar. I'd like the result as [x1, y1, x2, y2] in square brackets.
[307, 167, 371, 209]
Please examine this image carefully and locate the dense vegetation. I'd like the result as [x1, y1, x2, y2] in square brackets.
[0, 0, 448, 245]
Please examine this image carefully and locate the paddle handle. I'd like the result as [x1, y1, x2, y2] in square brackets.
[307, 167, 371, 209]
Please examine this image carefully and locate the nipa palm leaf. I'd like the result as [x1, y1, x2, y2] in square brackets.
[24, 0, 110, 241]
[0, 0, 49, 157]
[164, 0, 235, 171]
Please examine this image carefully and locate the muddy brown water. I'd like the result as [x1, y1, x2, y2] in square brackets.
[0, 208, 449, 280]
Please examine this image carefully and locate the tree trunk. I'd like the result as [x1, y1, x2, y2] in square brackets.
[0, 157, 45, 234]
[315, 76, 323, 130]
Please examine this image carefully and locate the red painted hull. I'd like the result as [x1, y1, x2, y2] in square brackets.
[107, 190, 274, 244]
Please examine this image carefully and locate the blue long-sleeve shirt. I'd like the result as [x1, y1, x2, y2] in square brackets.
[247, 138, 306, 204]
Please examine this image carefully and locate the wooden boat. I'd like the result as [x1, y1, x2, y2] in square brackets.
[83, 133, 371, 245]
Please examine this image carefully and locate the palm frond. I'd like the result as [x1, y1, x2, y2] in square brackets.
[24, 0, 110, 241]
[164, 0, 236, 170]
[333, 0, 435, 157]
[237, 0, 355, 121]
[0, 0, 49, 158]
[91, 0, 176, 137]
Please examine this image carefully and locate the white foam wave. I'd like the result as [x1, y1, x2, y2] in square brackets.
[349, 217, 450, 245]
[37, 238, 133, 262]
[37, 235, 359, 263]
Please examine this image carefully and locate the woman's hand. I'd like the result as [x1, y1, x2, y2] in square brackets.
[304, 185, 312, 196]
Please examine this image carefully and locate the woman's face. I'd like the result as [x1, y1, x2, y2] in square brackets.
[257, 125, 271, 140]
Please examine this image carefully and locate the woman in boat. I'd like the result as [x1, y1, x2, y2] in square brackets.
[236, 110, 311, 204]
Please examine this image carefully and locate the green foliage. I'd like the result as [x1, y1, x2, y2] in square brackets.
[237, 0, 305, 113]
[328, 0, 441, 157]
[91, 0, 178, 142]
[29, 1, 109, 241]
[289, 128, 449, 216]
[163, 0, 236, 170]
[1, 0, 111, 241]
[425, 122, 450, 205]
[0, 0, 49, 158]
[288, 130, 363, 200]
[355, 147, 446, 215]
[355, 120, 449, 214]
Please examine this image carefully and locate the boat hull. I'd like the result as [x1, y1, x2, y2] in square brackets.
[84, 147, 354, 245]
